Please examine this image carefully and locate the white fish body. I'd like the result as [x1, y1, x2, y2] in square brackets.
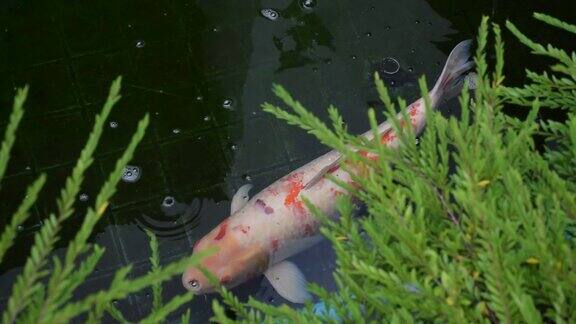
[182, 40, 474, 303]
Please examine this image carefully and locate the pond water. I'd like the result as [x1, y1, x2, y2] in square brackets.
[0, 0, 574, 322]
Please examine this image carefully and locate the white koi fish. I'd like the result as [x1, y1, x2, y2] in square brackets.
[182, 40, 474, 303]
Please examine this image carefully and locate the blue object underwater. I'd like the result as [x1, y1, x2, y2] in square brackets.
[312, 301, 341, 322]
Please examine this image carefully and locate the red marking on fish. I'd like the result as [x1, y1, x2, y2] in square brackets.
[409, 104, 419, 116]
[271, 239, 279, 252]
[359, 150, 378, 161]
[380, 129, 396, 144]
[255, 199, 274, 214]
[220, 275, 231, 285]
[233, 225, 251, 234]
[214, 223, 227, 240]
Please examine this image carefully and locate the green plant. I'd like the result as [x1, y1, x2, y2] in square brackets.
[211, 13, 576, 323]
[0, 78, 212, 323]
[103, 229, 199, 324]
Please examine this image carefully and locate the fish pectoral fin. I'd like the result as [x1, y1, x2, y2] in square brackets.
[269, 235, 324, 265]
[264, 261, 311, 304]
[304, 155, 342, 190]
[230, 184, 253, 214]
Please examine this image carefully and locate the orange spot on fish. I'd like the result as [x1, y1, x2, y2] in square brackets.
[214, 223, 227, 240]
[284, 177, 303, 207]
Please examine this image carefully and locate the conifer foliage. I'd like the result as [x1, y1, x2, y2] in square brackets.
[0, 78, 211, 323]
[212, 14, 576, 323]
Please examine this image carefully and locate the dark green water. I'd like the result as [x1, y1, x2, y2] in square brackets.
[0, 0, 574, 322]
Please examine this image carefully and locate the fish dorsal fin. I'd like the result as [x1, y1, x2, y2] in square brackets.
[264, 260, 311, 304]
[269, 235, 324, 265]
[304, 155, 342, 190]
[230, 184, 253, 214]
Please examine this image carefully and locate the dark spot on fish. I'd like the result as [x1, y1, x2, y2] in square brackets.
[304, 224, 314, 236]
[256, 199, 274, 214]
[214, 223, 227, 240]
[327, 164, 339, 174]
[233, 224, 250, 234]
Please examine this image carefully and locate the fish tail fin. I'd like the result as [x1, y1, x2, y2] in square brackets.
[429, 40, 475, 107]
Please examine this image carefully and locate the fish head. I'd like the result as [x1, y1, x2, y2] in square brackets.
[182, 221, 269, 294]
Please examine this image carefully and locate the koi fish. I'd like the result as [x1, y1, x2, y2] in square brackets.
[182, 40, 474, 303]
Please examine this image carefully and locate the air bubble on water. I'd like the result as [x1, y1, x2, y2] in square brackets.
[369, 6, 375, 11]
[300, 0, 317, 10]
[162, 196, 175, 208]
[365, 32, 372, 37]
[408, 67, 414, 73]
[79, 193, 89, 202]
[109, 121, 118, 129]
[381, 57, 400, 75]
[351, 54, 357, 60]
[122, 165, 141, 183]
[160, 196, 187, 216]
[222, 98, 234, 110]
[410, 48, 416, 54]
[17, 225, 23, 232]
[136, 40, 146, 49]
[261, 8, 279, 21]
[25, 166, 31, 171]
[172, 128, 181, 134]
[243, 174, 252, 182]
[415, 19, 421, 24]
[196, 95, 203, 102]
[203, 115, 211, 122]
[212, 26, 220, 33]
[385, 25, 391, 31]
[230, 144, 238, 151]
[312, 67, 318, 72]
[127, 24, 133, 29]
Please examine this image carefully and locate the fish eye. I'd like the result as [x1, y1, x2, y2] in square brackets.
[189, 279, 200, 290]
